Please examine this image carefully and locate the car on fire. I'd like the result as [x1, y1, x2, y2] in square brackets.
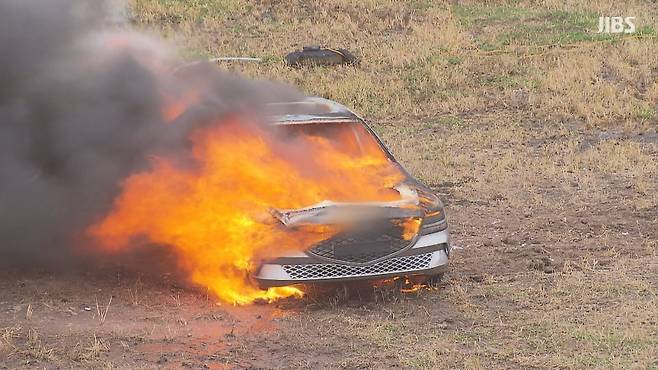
[254, 97, 449, 288]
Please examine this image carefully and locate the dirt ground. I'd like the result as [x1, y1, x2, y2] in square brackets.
[2, 0, 658, 369]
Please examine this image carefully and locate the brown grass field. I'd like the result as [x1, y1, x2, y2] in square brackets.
[1, 0, 657, 369]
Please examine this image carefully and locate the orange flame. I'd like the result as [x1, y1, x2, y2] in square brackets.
[398, 218, 422, 240]
[161, 91, 199, 122]
[89, 116, 409, 304]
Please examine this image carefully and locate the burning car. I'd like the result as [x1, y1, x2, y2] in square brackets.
[254, 97, 450, 288]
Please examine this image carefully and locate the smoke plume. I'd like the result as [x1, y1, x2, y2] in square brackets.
[0, 0, 299, 266]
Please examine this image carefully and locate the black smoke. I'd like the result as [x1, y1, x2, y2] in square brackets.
[0, 0, 299, 266]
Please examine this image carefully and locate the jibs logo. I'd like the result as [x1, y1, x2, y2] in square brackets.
[597, 17, 636, 34]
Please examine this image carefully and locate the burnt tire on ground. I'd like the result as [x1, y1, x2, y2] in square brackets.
[285, 46, 358, 67]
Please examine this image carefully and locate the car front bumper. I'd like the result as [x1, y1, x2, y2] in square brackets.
[254, 229, 449, 288]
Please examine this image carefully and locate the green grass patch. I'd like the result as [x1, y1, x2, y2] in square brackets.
[446, 56, 463, 65]
[452, 5, 534, 27]
[479, 74, 526, 89]
[636, 25, 657, 36]
[453, 5, 618, 50]
[636, 107, 655, 121]
[498, 10, 614, 46]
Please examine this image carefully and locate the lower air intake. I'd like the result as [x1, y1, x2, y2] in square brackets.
[282, 253, 433, 280]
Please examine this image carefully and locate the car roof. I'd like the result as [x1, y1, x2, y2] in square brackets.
[268, 97, 361, 125]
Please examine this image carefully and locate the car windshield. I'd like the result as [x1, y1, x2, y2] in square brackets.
[277, 121, 390, 159]
[270, 120, 407, 204]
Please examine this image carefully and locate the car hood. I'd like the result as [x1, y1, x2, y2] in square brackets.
[271, 183, 422, 227]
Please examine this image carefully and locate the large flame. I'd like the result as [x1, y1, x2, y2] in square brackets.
[89, 114, 409, 304]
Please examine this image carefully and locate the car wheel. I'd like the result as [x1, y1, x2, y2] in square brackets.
[425, 272, 444, 287]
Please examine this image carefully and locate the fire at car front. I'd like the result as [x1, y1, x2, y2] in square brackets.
[254, 182, 449, 287]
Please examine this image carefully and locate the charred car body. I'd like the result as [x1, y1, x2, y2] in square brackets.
[255, 97, 449, 287]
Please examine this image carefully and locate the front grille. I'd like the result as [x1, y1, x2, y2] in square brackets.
[308, 219, 415, 263]
[282, 252, 433, 280]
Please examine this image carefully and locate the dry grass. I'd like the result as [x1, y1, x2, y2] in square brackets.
[18, 329, 58, 364]
[0, 0, 656, 369]
[95, 296, 113, 325]
[277, 259, 657, 369]
[130, 0, 658, 128]
[1, 326, 21, 355]
[72, 334, 110, 363]
[122, 0, 657, 367]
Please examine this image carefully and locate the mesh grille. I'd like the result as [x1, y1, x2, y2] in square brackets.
[283, 253, 433, 280]
[308, 219, 415, 263]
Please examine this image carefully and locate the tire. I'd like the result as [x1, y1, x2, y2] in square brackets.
[425, 272, 444, 286]
[285, 46, 358, 67]
[405, 273, 444, 288]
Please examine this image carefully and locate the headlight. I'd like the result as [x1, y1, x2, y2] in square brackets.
[415, 187, 447, 235]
